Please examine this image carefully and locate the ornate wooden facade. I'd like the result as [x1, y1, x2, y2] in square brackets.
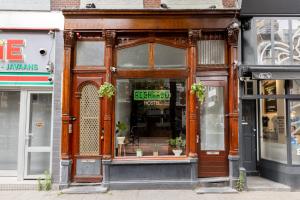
[62, 9, 239, 183]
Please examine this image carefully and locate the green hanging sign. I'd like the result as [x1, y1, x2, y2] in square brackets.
[134, 90, 171, 101]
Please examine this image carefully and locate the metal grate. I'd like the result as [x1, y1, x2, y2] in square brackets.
[198, 40, 225, 65]
[79, 84, 100, 155]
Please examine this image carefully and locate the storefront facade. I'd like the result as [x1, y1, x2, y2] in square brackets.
[240, 0, 300, 189]
[0, 31, 57, 182]
[61, 9, 239, 189]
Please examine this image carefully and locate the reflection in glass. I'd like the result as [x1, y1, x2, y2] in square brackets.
[198, 40, 225, 64]
[273, 20, 290, 65]
[28, 94, 52, 147]
[0, 92, 20, 171]
[260, 99, 287, 164]
[117, 44, 149, 68]
[289, 80, 300, 94]
[290, 101, 300, 165]
[154, 44, 186, 68]
[27, 152, 50, 175]
[256, 19, 272, 64]
[200, 86, 225, 150]
[115, 79, 186, 157]
[292, 20, 300, 64]
[76, 41, 105, 66]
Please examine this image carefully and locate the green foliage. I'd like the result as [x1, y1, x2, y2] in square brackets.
[169, 137, 186, 150]
[116, 121, 127, 137]
[37, 171, 52, 191]
[235, 170, 246, 192]
[98, 82, 115, 99]
[191, 82, 205, 104]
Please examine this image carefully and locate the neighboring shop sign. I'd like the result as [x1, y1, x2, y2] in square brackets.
[134, 90, 171, 101]
[0, 32, 54, 86]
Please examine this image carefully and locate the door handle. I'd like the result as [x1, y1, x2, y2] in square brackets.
[241, 122, 248, 125]
[253, 128, 257, 132]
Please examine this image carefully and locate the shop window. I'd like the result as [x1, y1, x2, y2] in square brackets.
[292, 20, 300, 65]
[260, 80, 285, 95]
[76, 41, 104, 66]
[154, 44, 186, 68]
[260, 99, 287, 164]
[200, 86, 225, 150]
[0, 91, 20, 171]
[290, 101, 300, 165]
[79, 84, 100, 155]
[273, 20, 290, 65]
[289, 80, 300, 94]
[117, 44, 149, 68]
[115, 79, 186, 157]
[256, 19, 272, 65]
[197, 40, 225, 65]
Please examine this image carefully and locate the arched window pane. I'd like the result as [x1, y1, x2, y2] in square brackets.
[154, 44, 186, 68]
[117, 44, 149, 68]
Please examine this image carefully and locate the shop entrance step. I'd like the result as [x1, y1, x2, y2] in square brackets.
[196, 177, 230, 187]
[62, 184, 108, 194]
[195, 187, 237, 194]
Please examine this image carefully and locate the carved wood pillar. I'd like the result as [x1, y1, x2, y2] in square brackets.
[227, 26, 239, 156]
[188, 30, 200, 158]
[61, 31, 74, 160]
[103, 31, 116, 159]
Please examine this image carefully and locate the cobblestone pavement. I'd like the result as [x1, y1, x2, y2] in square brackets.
[1, 190, 300, 200]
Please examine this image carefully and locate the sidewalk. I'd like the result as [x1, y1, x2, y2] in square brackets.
[1, 190, 300, 200]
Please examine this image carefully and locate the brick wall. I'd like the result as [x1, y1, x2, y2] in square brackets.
[51, 0, 236, 10]
[51, 0, 80, 10]
[144, 0, 160, 8]
[223, 0, 236, 8]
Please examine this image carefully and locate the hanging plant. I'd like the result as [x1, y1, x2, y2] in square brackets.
[98, 82, 115, 99]
[191, 81, 206, 104]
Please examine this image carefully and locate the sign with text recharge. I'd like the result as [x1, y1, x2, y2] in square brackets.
[134, 90, 171, 101]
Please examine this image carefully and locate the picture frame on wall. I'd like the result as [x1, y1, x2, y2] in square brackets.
[264, 80, 277, 113]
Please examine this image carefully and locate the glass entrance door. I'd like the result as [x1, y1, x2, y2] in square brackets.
[24, 92, 52, 178]
[0, 91, 20, 176]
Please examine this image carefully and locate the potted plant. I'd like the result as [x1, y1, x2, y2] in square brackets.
[190, 81, 205, 104]
[116, 121, 127, 145]
[169, 137, 186, 156]
[98, 82, 115, 99]
[136, 147, 143, 157]
[153, 144, 160, 156]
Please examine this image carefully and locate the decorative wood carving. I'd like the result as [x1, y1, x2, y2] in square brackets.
[64, 31, 75, 48]
[188, 30, 201, 47]
[227, 25, 239, 47]
[104, 31, 116, 47]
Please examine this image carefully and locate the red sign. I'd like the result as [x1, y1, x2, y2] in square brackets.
[0, 39, 25, 62]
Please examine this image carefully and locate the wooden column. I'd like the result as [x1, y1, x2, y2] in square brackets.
[188, 30, 199, 158]
[61, 31, 74, 160]
[103, 31, 115, 159]
[227, 26, 239, 156]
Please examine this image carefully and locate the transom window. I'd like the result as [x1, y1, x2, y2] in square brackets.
[117, 43, 186, 68]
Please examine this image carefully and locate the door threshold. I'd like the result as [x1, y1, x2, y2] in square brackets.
[197, 177, 230, 183]
[196, 177, 230, 188]
[70, 182, 102, 186]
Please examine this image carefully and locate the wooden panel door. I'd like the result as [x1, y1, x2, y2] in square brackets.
[197, 78, 229, 177]
[71, 73, 104, 183]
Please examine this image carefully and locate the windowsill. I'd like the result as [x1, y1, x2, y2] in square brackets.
[109, 156, 196, 165]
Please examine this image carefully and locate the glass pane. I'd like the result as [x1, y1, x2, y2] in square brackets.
[260, 99, 287, 164]
[28, 93, 52, 147]
[0, 92, 20, 170]
[154, 44, 186, 68]
[76, 41, 104, 66]
[289, 80, 300, 94]
[290, 101, 300, 165]
[200, 86, 225, 150]
[273, 20, 290, 65]
[198, 40, 225, 64]
[115, 79, 186, 157]
[80, 84, 100, 155]
[27, 152, 50, 175]
[292, 20, 300, 65]
[117, 44, 149, 68]
[257, 19, 272, 64]
[260, 80, 285, 96]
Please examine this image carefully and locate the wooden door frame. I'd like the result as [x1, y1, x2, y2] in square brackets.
[196, 76, 229, 177]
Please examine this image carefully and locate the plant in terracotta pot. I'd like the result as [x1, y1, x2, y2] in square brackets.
[169, 137, 186, 156]
[116, 121, 127, 145]
[98, 82, 115, 99]
[191, 81, 206, 104]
